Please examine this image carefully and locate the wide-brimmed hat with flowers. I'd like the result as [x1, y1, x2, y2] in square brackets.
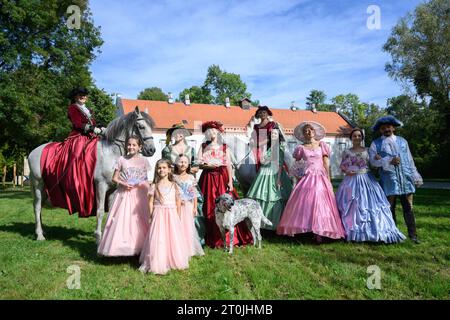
[165, 123, 191, 145]
[202, 121, 224, 133]
[372, 115, 403, 132]
[294, 121, 326, 142]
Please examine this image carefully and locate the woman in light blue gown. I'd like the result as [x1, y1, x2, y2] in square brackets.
[336, 128, 406, 243]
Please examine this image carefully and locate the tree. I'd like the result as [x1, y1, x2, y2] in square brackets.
[178, 86, 213, 104]
[0, 0, 103, 166]
[383, 0, 449, 114]
[386, 95, 440, 177]
[383, 0, 450, 177]
[202, 65, 252, 105]
[306, 90, 328, 110]
[87, 87, 116, 127]
[331, 94, 365, 124]
[137, 87, 167, 101]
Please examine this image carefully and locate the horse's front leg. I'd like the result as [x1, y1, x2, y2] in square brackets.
[94, 182, 108, 245]
[32, 179, 46, 240]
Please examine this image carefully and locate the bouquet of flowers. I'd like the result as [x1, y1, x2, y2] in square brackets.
[341, 155, 366, 173]
[289, 159, 307, 179]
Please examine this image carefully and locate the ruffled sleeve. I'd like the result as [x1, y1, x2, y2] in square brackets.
[144, 157, 151, 172]
[113, 157, 123, 171]
[404, 139, 423, 186]
[320, 141, 331, 157]
[293, 145, 304, 160]
[340, 150, 349, 173]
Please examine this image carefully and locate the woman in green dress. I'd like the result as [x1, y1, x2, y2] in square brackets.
[161, 123, 205, 245]
[246, 106, 293, 230]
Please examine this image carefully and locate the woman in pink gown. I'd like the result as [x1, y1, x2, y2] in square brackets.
[276, 122, 345, 242]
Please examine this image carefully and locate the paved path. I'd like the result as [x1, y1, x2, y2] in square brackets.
[420, 182, 450, 190]
[332, 181, 450, 190]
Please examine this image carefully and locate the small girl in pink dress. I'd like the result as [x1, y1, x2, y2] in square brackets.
[97, 136, 150, 256]
[277, 122, 345, 243]
[139, 159, 189, 275]
[174, 155, 204, 257]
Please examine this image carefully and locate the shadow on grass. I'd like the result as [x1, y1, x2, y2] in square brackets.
[0, 222, 140, 268]
[260, 229, 348, 246]
[0, 190, 32, 200]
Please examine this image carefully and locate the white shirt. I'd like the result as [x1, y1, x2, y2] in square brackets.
[75, 102, 92, 119]
[369, 134, 423, 185]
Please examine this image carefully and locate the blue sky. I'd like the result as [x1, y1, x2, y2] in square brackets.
[90, 0, 424, 109]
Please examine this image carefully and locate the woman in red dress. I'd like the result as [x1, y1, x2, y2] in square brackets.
[197, 121, 253, 248]
[41, 87, 103, 217]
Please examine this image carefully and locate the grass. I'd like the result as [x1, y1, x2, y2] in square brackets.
[0, 186, 449, 299]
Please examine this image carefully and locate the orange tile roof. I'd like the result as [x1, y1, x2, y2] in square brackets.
[120, 98, 352, 135]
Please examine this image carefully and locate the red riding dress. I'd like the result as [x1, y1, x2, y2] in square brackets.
[40, 103, 98, 217]
[198, 143, 253, 248]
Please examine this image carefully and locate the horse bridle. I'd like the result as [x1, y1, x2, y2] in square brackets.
[113, 117, 153, 156]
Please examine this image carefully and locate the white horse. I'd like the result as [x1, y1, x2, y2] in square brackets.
[27, 107, 156, 242]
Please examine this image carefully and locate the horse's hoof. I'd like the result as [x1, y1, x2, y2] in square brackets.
[36, 234, 46, 241]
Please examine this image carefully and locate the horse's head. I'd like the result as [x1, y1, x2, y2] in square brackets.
[131, 107, 156, 157]
[104, 107, 156, 157]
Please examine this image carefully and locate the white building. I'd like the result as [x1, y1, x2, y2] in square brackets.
[117, 97, 353, 180]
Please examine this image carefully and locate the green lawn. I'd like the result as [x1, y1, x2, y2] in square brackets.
[0, 187, 449, 299]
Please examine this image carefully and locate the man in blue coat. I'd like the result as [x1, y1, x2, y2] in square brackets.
[369, 116, 423, 243]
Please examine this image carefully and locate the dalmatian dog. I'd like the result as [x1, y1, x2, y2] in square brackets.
[215, 193, 272, 254]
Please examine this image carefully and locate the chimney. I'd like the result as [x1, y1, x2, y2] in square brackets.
[312, 103, 317, 113]
[225, 97, 230, 108]
[185, 94, 190, 106]
[168, 92, 174, 104]
[290, 101, 297, 111]
[239, 98, 251, 110]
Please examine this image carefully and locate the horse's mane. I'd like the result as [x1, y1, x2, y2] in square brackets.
[103, 111, 155, 143]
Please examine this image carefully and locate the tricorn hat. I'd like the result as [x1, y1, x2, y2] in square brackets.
[70, 87, 89, 99]
[372, 115, 403, 132]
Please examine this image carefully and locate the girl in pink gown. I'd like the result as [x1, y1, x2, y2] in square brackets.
[277, 122, 345, 242]
[139, 159, 189, 275]
[174, 155, 204, 258]
[97, 136, 150, 256]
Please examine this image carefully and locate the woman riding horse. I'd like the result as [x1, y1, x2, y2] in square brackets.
[40, 87, 105, 217]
